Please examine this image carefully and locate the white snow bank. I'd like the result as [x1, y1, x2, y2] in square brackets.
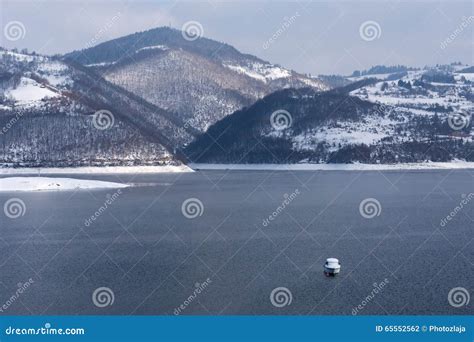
[136, 45, 169, 52]
[190, 161, 474, 171]
[224, 63, 291, 83]
[0, 177, 129, 192]
[0, 165, 193, 175]
[6, 77, 58, 104]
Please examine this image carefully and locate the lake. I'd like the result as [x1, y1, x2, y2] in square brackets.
[0, 169, 472, 315]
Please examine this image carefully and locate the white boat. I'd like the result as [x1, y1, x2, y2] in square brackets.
[324, 258, 341, 276]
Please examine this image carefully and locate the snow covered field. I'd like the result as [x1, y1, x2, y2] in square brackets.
[0, 177, 129, 192]
[350, 68, 474, 116]
[190, 161, 474, 171]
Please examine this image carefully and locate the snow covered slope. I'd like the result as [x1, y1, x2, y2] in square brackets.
[186, 77, 473, 164]
[349, 64, 473, 119]
[65, 27, 329, 133]
[0, 177, 129, 191]
[0, 48, 192, 167]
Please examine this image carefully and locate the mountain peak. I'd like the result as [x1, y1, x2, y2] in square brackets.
[65, 25, 248, 66]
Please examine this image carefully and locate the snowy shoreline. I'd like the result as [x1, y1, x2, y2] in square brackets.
[0, 177, 129, 192]
[1, 163, 473, 175]
[0, 165, 193, 175]
[189, 161, 474, 171]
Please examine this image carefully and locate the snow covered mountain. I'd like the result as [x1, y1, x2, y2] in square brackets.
[0, 48, 193, 167]
[185, 64, 473, 164]
[1, 42, 471, 167]
[65, 27, 329, 133]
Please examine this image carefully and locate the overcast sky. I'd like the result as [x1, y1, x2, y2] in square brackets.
[1, 0, 473, 75]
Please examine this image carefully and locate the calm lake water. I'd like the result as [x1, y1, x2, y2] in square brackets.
[0, 170, 472, 315]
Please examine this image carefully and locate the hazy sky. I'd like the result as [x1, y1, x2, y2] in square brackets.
[1, 0, 473, 75]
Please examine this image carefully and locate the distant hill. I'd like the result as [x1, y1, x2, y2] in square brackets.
[185, 69, 473, 164]
[0, 49, 191, 167]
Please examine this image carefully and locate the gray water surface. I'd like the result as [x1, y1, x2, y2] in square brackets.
[0, 170, 472, 315]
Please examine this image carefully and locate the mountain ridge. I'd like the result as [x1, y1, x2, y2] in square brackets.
[0, 48, 192, 167]
[64, 26, 329, 134]
[185, 68, 473, 164]
[1, 28, 472, 167]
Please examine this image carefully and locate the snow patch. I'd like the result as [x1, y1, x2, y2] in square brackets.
[350, 69, 474, 117]
[6, 77, 59, 104]
[224, 62, 291, 83]
[0, 177, 129, 192]
[0, 50, 44, 63]
[85, 61, 117, 67]
[136, 45, 169, 53]
[292, 116, 399, 152]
